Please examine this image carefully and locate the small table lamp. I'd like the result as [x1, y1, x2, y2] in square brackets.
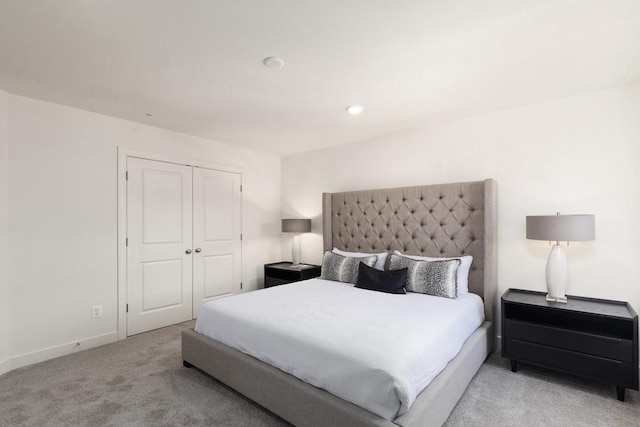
[282, 218, 312, 267]
[526, 213, 595, 303]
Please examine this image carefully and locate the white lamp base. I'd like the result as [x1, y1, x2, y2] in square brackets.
[291, 234, 301, 267]
[545, 244, 568, 303]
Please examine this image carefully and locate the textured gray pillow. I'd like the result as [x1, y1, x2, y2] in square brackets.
[389, 254, 460, 298]
[319, 251, 378, 284]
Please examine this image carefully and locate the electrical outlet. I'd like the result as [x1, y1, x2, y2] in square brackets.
[91, 305, 103, 319]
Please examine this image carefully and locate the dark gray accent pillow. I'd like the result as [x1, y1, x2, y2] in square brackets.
[389, 254, 460, 298]
[319, 251, 377, 284]
[355, 262, 407, 294]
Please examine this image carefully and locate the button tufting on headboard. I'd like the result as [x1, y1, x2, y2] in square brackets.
[324, 181, 492, 301]
[323, 179, 498, 333]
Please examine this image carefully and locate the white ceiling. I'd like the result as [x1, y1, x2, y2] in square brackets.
[1, 1, 639, 156]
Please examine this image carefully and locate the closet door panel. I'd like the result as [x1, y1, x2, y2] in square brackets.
[127, 158, 193, 336]
[193, 167, 242, 317]
[203, 254, 234, 299]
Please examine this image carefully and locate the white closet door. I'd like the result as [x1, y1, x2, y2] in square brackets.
[192, 167, 242, 317]
[127, 158, 193, 335]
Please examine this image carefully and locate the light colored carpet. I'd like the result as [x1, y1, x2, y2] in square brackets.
[444, 351, 639, 426]
[0, 321, 285, 426]
[0, 321, 638, 426]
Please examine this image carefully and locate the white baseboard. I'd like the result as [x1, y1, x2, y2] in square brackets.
[0, 331, 118, 375]
[0, 357, 10, 376]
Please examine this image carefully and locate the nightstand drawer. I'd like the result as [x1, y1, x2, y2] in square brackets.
[267, 268, 301, 281]
[505, 319, 634, 362]
[265, 277, 291, 288]
[505, 338, 635, 387]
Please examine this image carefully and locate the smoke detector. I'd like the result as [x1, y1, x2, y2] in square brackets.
[263, 57, 285, 68]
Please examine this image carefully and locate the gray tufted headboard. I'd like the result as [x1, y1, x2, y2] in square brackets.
[322, 179, 497, 324]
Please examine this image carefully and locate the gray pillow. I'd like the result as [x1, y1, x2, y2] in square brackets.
[319, 251, 378, 284]
[388, 254, 460, 298]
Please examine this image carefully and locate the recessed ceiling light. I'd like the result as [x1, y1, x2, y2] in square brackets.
[346, 105, 364, 115]
[263, 56, 285, 68]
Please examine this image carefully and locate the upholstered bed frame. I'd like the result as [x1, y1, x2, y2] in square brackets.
[182, 179, 498, 427]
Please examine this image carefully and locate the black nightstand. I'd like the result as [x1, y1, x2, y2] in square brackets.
[264, 262, 322, 288]
[502, 288, 638, 401]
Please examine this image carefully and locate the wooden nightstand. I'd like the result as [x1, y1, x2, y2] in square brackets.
[501, 288, 638, 401]
[264, 262, 322, 288]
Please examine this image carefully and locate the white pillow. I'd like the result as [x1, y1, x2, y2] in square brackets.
[333, 247, 388, 271]
[393, 250, 472, 296]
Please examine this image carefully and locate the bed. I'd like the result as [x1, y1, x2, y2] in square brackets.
[182, 179, 498, 427]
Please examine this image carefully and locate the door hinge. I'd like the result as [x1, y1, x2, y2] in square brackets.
[240, 184, 243, 192]
[126, 237, 128, 247]
[240, 234, 243, 241]
[126, 171, 128, 180]
[126, 304, 129, 313]
[240, 282, 243, 290]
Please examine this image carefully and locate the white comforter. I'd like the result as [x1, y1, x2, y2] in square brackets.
[194, 278, 484, 420]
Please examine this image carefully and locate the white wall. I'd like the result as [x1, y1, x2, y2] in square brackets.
[282, 83, 640, 334]
[0, 89, 10, 374]
[4, 94, 281, 370]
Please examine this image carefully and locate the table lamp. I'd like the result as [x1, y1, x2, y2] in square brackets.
[282, 218, 311, 267]
[526, 213, 595, 303]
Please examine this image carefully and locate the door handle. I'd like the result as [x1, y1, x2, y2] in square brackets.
[195, 248, 202, 253]
[185, 249, 192, 254]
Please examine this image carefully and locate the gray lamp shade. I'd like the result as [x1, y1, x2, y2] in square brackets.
[526, 214, 595, 242]
[282, 218, 311, 233]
